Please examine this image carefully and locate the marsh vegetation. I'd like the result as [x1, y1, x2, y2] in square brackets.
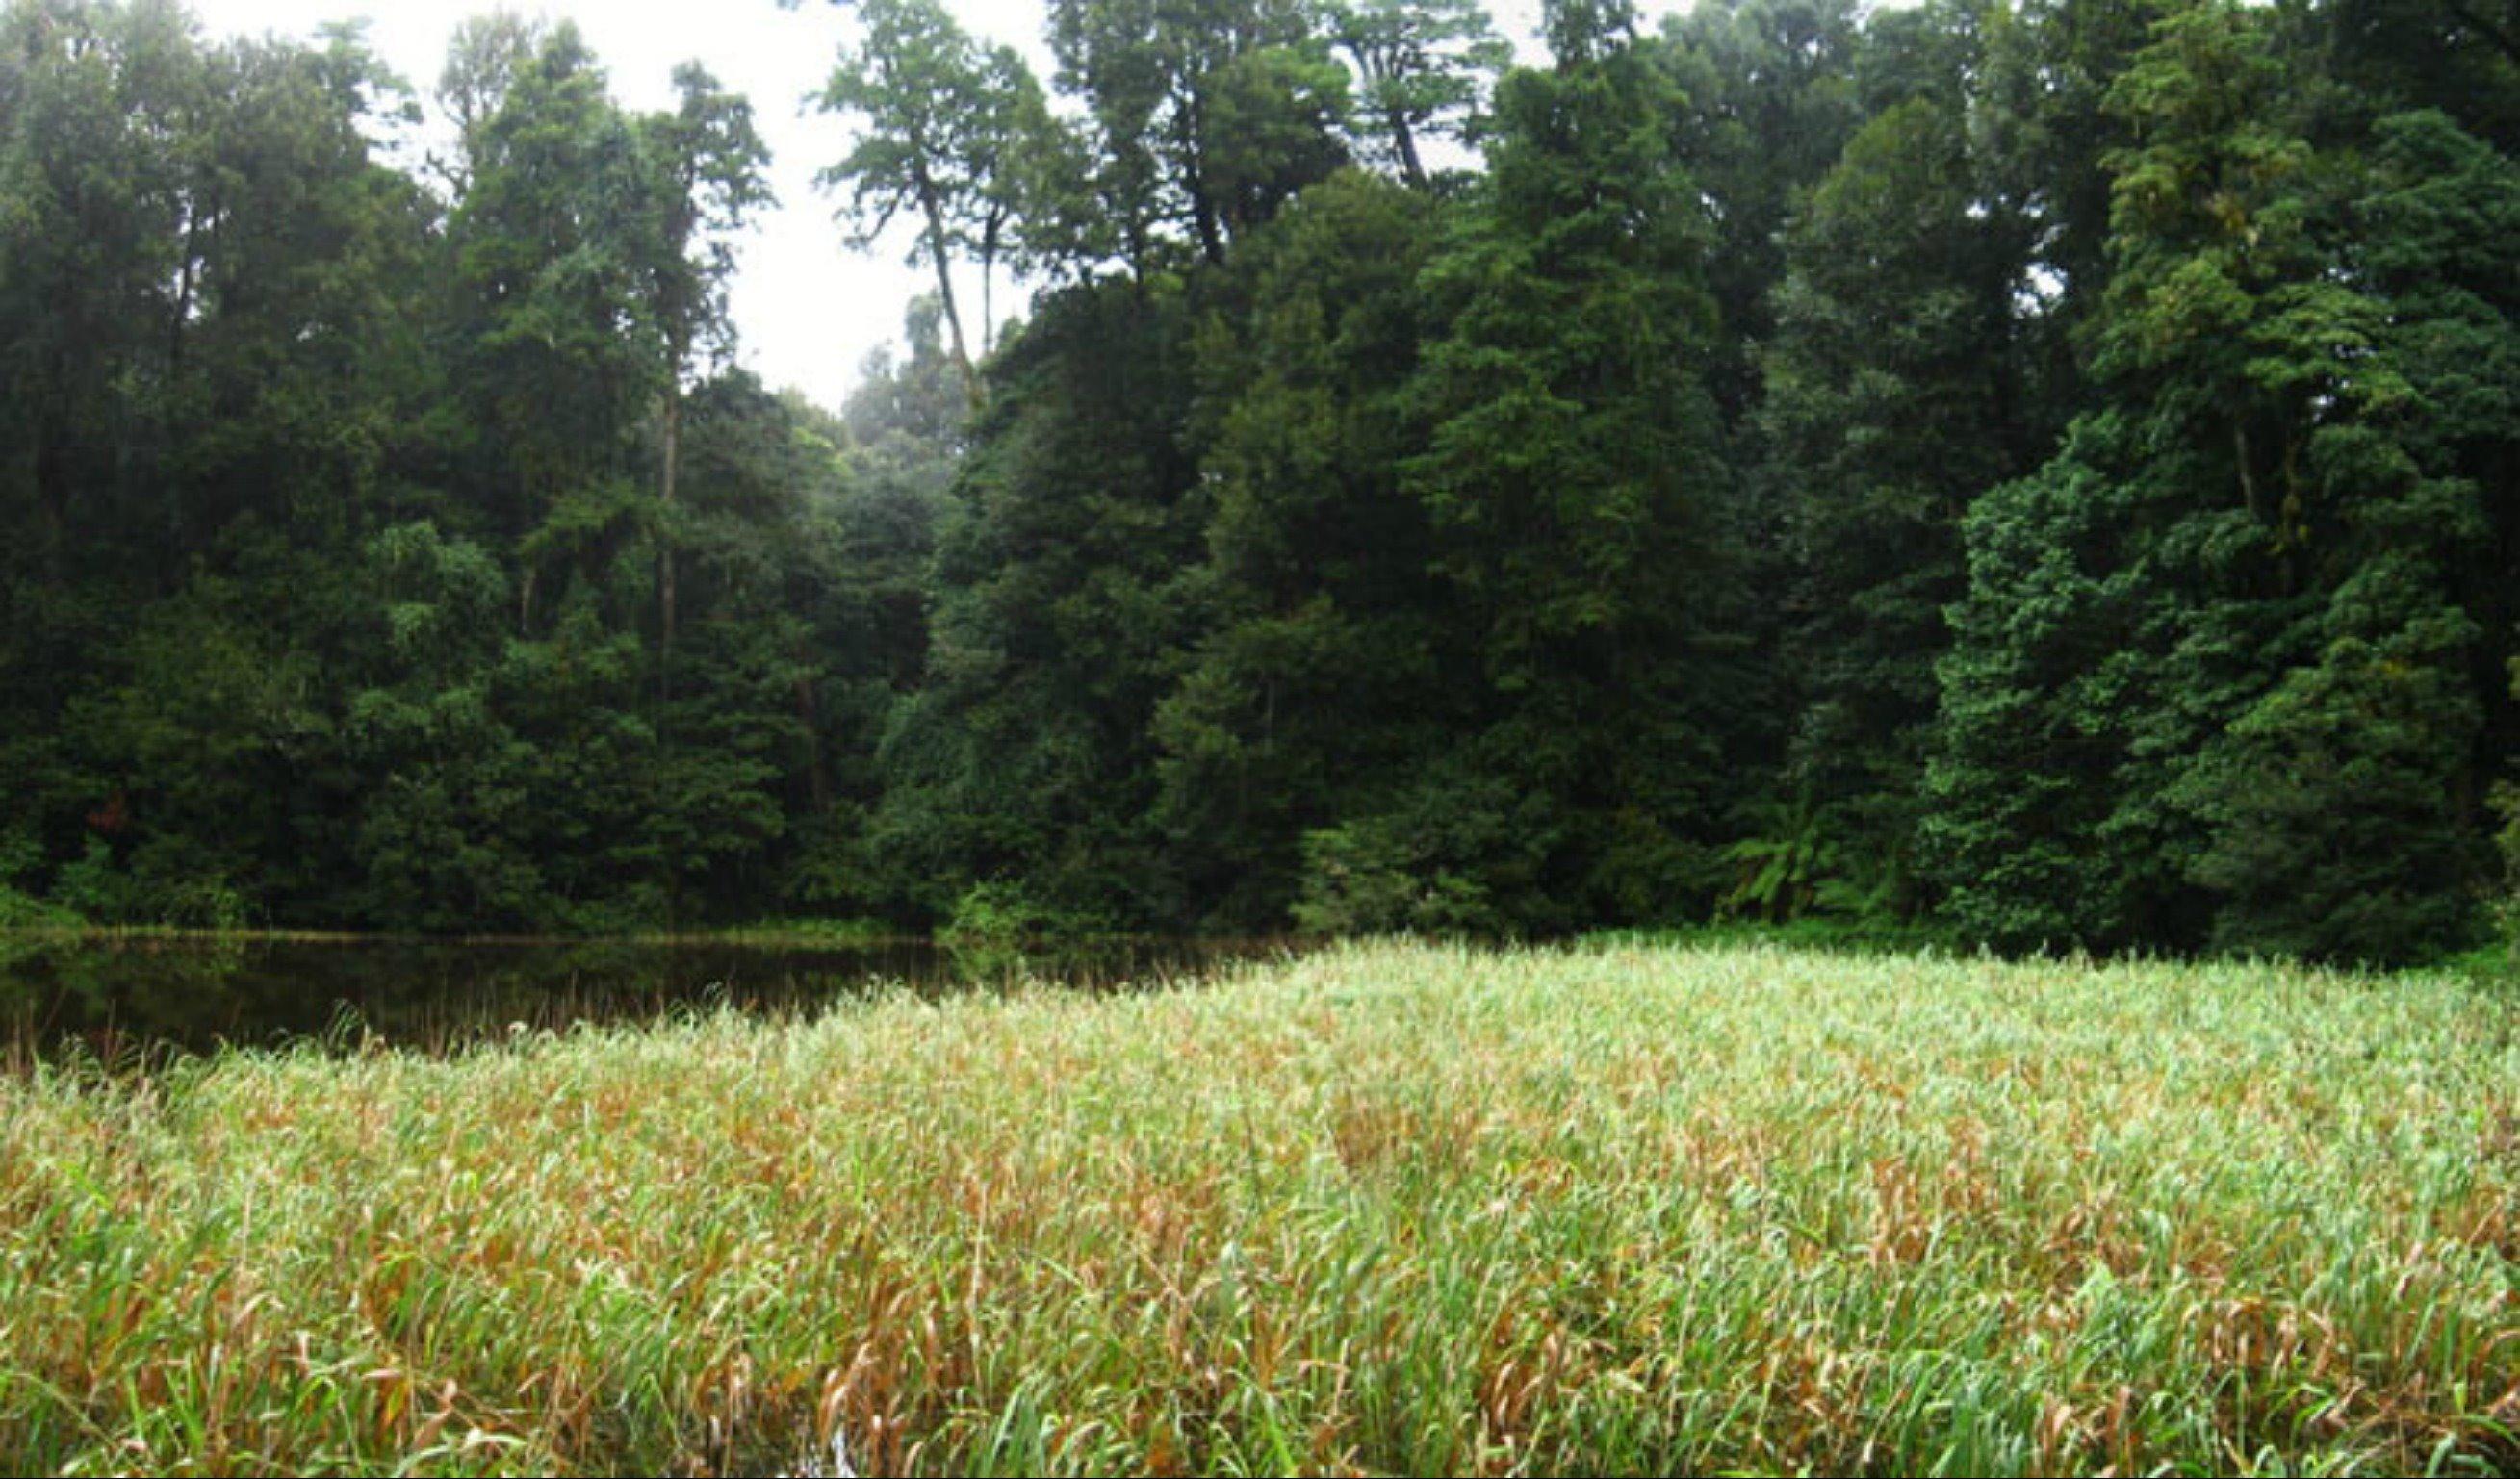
[2, 941, 2513, 1475]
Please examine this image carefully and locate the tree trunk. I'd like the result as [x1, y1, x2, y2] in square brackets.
[1388, 107, 1427, 190]
[168, 246, 197, 374]
[658, 385, 681, 703]
[1182, 91, 1226, 264]
[915, 171, 981, 409]
[1189, 175, 1226, 263]
[980, 216, 998, 356]
[793, 671, 833, 811]
[2233, 421, 2260, 523]
[167, 186, 216, 375]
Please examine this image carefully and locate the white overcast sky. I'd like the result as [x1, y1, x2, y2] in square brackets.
[184, 0, 1702, 412]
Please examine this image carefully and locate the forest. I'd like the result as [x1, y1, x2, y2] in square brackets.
[1, 0, 2516, 965]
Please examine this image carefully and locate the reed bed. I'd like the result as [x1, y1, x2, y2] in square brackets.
[1, 940, 2514, 1475]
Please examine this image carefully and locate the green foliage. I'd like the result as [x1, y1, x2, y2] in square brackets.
[868, 278, 1203, 929]
[938, 880, 1114, 946]
[1587, 915, 1958, 957]
[2173, 564, 2483, 963]
[818, 0, 1039, 388]
[0, 3, 888, 937]
[695, 916, 901, 946]
[1290, 819, 1499, 936]
[51, 838, 139, 926]
[1760, 64, 2048, 922]
[1392, 1, 1757, 928]
[1656, 0, 1866, 421]
[0, 0, 2511, 962]
[0, 887, 77, 931]
[1322, 0, 1508, 187]
[1154, 169, 1452, 927]
[1926, 445, 2142, 953]
[1929, 0, 2520, 963]
[0, 828, 79, 931]
[1044, 0, 1351, 272]
[1717, 793, 1890, 926]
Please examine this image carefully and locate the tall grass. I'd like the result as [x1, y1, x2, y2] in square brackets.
[1, 941, 2513, 1475]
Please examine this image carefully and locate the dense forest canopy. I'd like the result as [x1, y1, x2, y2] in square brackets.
[1, 0, 2514, 962]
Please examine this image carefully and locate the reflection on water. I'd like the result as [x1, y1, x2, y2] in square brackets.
[0, 934, 1289, 1061]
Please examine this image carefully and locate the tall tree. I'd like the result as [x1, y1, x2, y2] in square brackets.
[442, 22, 661, 569]
[1046, 0, 1350, 272]
[1656, 0, 1865, 424]
[635, 62, 770, 692]
[1388, 0, 1753, 927]
[818, 0, 1036, 402]
[1929, 0, 2517, 960]
[964, 42, 1047, 351]
[1757, 5, 2048, 919]
[432, 9, 538, 193]
[2330, 0, 2520, 151]
[1320, 0, 1507, 188]
[1154, 169, 1456, 925]
[872, 281, 1205, 927]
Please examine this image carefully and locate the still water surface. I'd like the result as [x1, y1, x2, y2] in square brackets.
[0, 935, 1287, 1060]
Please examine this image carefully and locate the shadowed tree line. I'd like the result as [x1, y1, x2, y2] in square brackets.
[2, 0, 2515, 962]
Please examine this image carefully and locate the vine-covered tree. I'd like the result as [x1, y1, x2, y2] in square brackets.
[1383, 0, 1754, 929]
[1929, 0, 2518, 961]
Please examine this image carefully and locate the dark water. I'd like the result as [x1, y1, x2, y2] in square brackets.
[0, 934, 1287, 1061]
